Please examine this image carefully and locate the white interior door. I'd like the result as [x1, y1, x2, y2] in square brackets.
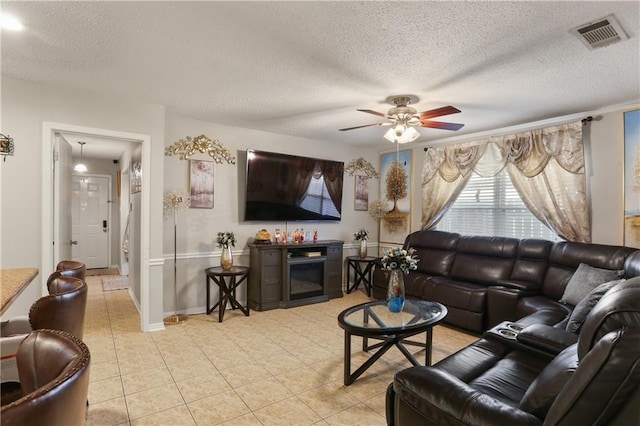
[72, 175, 110, 269]
[53, 134, 73, 266]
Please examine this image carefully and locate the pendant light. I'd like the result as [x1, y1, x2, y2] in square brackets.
[74, 141, 88, 173]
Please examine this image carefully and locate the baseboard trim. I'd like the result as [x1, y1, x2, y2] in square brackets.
[147, 322, 166, 332]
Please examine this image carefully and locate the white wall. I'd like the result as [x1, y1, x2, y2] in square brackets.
[0, 77, 165, 328]
[163, 113, 380, 316]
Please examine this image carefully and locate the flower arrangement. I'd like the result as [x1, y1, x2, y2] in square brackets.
[381, 247, 419, 274]
[216, 231, 237, 248]
[353, 228, 369, 241]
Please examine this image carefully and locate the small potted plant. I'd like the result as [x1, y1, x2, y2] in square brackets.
[353, 229, 369, 258]
[381, 247, 419, 312]
[216, 231, 237, 270]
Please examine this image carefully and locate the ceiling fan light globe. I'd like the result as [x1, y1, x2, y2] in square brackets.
[403, 126, 421, 143]
[394, 124, 406, 137]
[383, 127, 397, 143]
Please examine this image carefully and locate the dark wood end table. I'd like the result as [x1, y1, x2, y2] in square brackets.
[346, 256, 377, 296]
[205, 266, 250, 322]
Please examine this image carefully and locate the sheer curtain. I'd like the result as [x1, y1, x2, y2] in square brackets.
[494, 121, 589, 242]
[421, 120, 589, 242]
[421, 141, 489, 229]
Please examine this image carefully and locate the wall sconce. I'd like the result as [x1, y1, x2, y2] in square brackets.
[344, 157, 379, 180]
[0, 133, 14, 162]
[165, 134, 236, 164]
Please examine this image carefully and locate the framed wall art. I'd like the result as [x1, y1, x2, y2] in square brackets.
[354, 175, 369, 211]
[379, 148, 412, 245]
[189, 159, 215, 209]
[624, 109, 640, 247]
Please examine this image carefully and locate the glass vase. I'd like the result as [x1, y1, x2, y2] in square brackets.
[387, 269, 405, 313]
[221, 246, 233, 271]
[359, 239, 368, 258]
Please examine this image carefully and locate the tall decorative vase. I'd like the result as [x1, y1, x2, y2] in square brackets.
[387, 269, 405, 313]
[221, 246, 233, 271]
[359, 239, 368, 258]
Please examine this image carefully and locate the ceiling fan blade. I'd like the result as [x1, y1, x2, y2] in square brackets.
[419, 105, 461, 120]
[339, 122, 390, 131]
[420, 120, 465, 131]
[357, 109, 392, 119]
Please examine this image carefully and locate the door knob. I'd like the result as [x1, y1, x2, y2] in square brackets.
[70, 240, 78, 245]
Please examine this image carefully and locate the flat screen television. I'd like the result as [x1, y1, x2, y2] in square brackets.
[244, 149, 344, 221]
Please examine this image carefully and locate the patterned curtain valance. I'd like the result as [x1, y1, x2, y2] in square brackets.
[496, 121, 584, 177]
[422, 141, 489, 184]
[420, 120, 589, 242]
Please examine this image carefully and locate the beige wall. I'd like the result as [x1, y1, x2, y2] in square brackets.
[162, 113, 379, 315]
[0, 77, 166, 328]
[2, 75, 636, 323]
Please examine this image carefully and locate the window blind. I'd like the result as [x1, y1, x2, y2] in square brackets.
[437, 169, 560, 241]
[300, 176, 340, 217]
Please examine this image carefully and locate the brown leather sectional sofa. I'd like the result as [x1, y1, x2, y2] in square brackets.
[386, 278, 640, 425]
[372, 230, 640, 332]
[374, 231, 640, 425]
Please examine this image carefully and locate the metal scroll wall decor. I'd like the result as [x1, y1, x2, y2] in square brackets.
[165, 134, 236, 164]
[345, 157, 379, 180]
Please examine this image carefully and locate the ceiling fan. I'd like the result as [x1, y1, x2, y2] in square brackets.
[339, 95, 464, 143]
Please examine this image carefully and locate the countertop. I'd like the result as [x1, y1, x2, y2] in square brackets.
[1, 268, 39, 315]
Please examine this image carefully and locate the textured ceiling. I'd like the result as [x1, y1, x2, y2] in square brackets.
[2, 1, 639, 154]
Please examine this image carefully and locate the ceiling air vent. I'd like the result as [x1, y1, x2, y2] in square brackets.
[571, 14, 629, 50]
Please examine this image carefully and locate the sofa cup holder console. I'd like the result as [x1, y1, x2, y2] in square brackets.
[487, 321, 524, 341]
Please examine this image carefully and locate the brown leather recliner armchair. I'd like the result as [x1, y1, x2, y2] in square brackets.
[387, 278, 640, 425]
[3, 275, 88, 340]
[1, 275, 88, 384]
[0, 329, 91, 426]
[53, 260, 86, 281]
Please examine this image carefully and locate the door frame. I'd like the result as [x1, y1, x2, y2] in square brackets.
[42, 122, 152, 331]
[71, 173, 113, 269]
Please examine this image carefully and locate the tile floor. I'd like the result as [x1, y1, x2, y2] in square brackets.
[84, 274, 478, 425]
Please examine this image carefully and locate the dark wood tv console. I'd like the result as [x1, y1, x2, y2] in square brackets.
[248, 240, 344, 311]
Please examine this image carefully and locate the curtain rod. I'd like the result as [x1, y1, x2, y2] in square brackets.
[422, 115, 593, 151]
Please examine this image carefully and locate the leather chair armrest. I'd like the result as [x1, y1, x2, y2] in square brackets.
[0, 317, 31, 337]
[516, 324, 578, 355]
[393, 367, 541, 426]
[487, 285, 537, 329]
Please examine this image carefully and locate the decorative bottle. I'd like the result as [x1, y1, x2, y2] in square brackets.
[387, 269, 405, 313]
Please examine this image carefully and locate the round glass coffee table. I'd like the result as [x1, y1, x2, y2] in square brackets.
[337, 299, 447, 385]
